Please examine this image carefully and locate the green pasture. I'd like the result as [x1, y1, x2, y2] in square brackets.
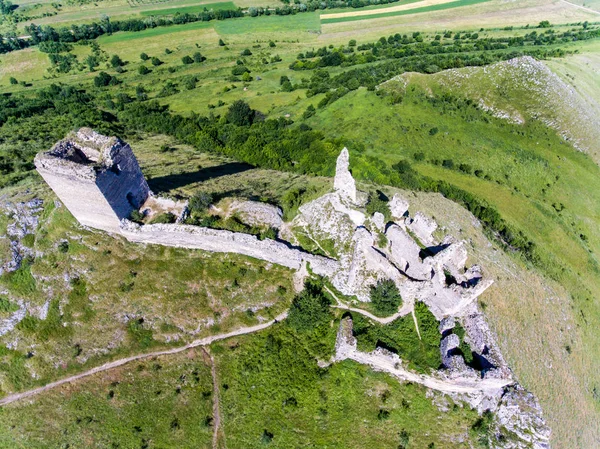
[214, 12, 321, 34]
[321, 0, 493, 24]
[140, 1, 237, 16]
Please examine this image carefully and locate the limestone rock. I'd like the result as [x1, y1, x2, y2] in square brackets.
[229, 200, 283, 229]
[334, 148, 357, 204]
[389, 194, 409, 220]
[371, 212, 385, 232]
[406, 211, 438, 245]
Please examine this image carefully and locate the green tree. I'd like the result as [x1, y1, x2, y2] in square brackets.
[370, 279, 402, 315]
[110, 54, 124, 68]
[189, 192, 213, 215]
[287, 279, 332, 332]
[226, 100, 254, 126]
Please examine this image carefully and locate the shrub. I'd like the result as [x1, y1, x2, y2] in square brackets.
[149, 212, 176, 224]
[226, 100, 254, 126]
[193, 52, 205, 63]
[151, 57, 163, 66]
[110, 54, 124, 68]
[287, 279, 331, 332]
[94, 71, 119, 87]
[218, 39, 226, 46]
[9, 77, 18, 85]
[269, 41, 276, 48]
[413, 152, 425, 161]
[138, 65, 150, 75]
[370, 279, 402, 315]
[241, 48, 252, 56]
[182, 55, 194, 64]
[442, 159, 454, 169]
[231, 65, 249, 76]
[140, 52, 149, 60]
[189, 191, 213, 215]
[365, 191, 390, 219]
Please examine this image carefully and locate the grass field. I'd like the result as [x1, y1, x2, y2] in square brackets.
[0, 349, 215, 448]
[140, 1, 237, 16]
[321, 0, 493, 24]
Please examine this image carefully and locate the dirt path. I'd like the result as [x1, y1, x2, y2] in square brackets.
[560, 0, 600, 15]
[202, 347, 225, 449]
[0, 311, 287, 407]
[325, 285, 412, 324]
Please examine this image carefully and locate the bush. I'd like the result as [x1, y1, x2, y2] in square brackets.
[182, 55, 193, 64]
[189, 191, 213, 215]
[138, 65, 150, 75]
[149, 212, 176, 224]
[231, 65, 249, 76]
[413, 152, 425, 161]
[442, 159, 454, 169]
[9, 77, 18, 85]
[93, 71, 119, 87]
[151, 57, 163, 66]
[287, 279, 332, 332]
[226, 100, 254, 126]
[241, 48, 252, 56]
[110, 54, 124, 68]
[370, 279, 402, 315]
[193, 52, 205, 63]
[365, 191, 390, 219]
[140, 52, 149, 61]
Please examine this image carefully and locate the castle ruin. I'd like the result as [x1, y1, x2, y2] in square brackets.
[34, 128, 149, 233]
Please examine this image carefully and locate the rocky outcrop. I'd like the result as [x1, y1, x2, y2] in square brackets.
[1, 198, 44, 274]
[333, 148, 357, 204]
[228, 200, 283, 229]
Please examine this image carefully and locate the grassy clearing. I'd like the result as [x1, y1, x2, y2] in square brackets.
[214, 12, 321, 34]
[140, 1, 237, 16]
[321, 0, 493, 24]
[0, 349, 214, 448]
[97, 20, 215, 44]
[214, 322, 480, 448]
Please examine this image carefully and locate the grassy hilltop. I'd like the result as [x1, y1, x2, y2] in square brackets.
[0, 0, 600, 447]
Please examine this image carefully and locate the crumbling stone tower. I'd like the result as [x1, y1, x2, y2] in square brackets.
[34, 128, 149, 233]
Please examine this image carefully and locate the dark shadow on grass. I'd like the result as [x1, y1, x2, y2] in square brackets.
[147, 162, 254, 193]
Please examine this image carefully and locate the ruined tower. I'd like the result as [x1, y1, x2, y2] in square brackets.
[34, 128, 149, 233]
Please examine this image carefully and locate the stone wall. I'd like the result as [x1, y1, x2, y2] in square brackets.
[120, 220, 338, 277]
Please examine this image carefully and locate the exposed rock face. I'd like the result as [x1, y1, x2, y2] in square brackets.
[1, 199, 43, 274]
[228, 200, 284, 229]
[34, 128, 149, 233]
[389, 194, 409, 220]
[333, 148, 357, 204]
[406, 211, 438, 245]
